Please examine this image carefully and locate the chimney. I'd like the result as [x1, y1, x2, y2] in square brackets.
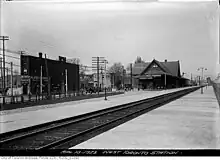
[39, 52, 42, 58]
[165, 59, 167, 62]
[59, 56, 66, 62]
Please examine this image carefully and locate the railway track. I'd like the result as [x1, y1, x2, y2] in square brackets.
[0, 87, 199, 150]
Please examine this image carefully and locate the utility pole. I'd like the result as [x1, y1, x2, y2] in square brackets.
[122, 67, 125, 90]
[6, 67, 8, 88]
[44, 54, 50, 98]
[65, 69, 68, 96]
[10, 62, 13, 99]
[92, 57, 105, 95]
[101, 66, 104, 89]
[198, 67, 207, 94]
[130, 63, 133, 89]
[0, 58, 3, 89]
[104, 60, 107, 88]
[191, 73, 193, 85]
[40, 65, 42, 96]
[0, 36, 9, 96]
[97, 57, 99, 95]
[20, 51, 26, 57]
[104, 60, 107, 100]
[112, 73, 114, 89]
[164, 73, 167, 89]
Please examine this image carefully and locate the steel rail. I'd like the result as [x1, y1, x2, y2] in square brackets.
[0, 88, 185, 142]
[0, 87, 200, 150]
[0, 90, 174, 142]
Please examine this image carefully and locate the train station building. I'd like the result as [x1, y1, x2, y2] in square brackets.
[132, 59, 190, 89]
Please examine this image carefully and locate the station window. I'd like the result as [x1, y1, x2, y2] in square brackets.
[152, 64, 158, 68]
[23, 68, 28, 75]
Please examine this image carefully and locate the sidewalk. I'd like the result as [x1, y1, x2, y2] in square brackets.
[71, 86, 220, 149]
[0, 87, 191, 134]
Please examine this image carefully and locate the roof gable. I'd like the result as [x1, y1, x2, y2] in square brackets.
[132, 60, 181, 77]
[140, 59, 171, 75]
[132, 62, 150, 75]
[161, 61, 180, 77]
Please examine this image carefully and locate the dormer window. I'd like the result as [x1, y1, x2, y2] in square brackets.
[152, 64, 158, 68]
[23, 68, 28, 74]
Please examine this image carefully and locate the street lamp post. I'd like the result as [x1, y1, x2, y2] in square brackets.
[65, 69, 68, 96]
[103, 59, 108, 100]
[182, 72, 187, 87]
[198, 67, 207, 94]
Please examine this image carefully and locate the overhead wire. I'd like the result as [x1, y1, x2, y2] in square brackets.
[0, 61, 21, 67]
[0, 48, 22, 55]
[0, 54, 20, 60]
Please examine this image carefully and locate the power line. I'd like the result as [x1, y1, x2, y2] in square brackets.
[0, 53, 20, 60]
[0, 36, 9, 98]
[0, 48, 21, 55]
[0, 61, 20, 67]
[0, 67, 19, 73]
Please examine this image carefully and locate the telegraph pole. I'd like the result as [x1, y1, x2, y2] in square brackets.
[101, 66, 104, 89]
[130, 63, 133, 90]
[10, 62, 13, 99]
[122, 66, 125, 90]
[6, 67, 8, 88]
[104, 60, 107, 100]
[164, 73, 167, 89]
[45, 54, 51, 98]
[0, 36, 9, 95]
[65, 69, 68, 96]
[40, 65, 42, 96]
[191, 73, 193, 85]
[97, 57, 99, 94]
[92, 57, 105, 95]
[198, 67, 207, 94]
[104, 60, 107, 88]
[0, 58, 3, 89]
[20, 51, 26, 56]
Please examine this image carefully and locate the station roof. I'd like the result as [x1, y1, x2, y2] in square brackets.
[132, 59, 181, 78]
[132, 62, 150, 75]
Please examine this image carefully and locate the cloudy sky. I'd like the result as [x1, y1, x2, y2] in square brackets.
[0, 0, 219, 79]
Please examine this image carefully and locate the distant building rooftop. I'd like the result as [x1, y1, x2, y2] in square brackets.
[132, 59, 181, 78]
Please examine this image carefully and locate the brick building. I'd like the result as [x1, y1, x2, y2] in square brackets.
[20, 53, 80, 95]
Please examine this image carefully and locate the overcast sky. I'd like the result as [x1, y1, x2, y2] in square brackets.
[1, 0, 219, 79]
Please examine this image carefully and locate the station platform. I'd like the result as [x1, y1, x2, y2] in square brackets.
[0, 87, 193, 134]
[71, 86, 220, 149]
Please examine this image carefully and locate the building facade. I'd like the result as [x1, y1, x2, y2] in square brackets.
[20, 53, 80, 95]
[132, 59, 190, 89]
[93, 73, 111, 89]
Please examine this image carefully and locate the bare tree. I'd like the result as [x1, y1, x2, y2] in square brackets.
[66, 58, 80, 65]
[126, 64, 131, 73]
[135, 56, 145, 64]
[108, 62, 124, 89]
[79, 64, 87, 79]
[108, 62, 124, 75]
